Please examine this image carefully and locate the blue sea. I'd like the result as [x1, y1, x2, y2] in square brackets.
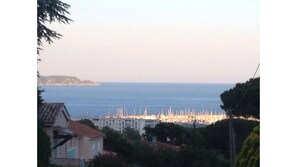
[41, 83, 234, 117]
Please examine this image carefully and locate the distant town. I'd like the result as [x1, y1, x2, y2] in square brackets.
[73, 107, 225, 135]
[74, 107, 258, 136]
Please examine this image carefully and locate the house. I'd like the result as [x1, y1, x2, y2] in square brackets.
[38, 103, 76, 158]
[67, 121, 105, 161]
[38, 103, 105, 166]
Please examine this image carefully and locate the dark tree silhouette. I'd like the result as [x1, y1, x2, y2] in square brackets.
[37, 1, 72, 167]
[38, 126, 51, 167]
[37, 0, 72, 107]
[122, 127, 141, 140]
[37, 0, 72, 53]
[220, 77, 260, 119]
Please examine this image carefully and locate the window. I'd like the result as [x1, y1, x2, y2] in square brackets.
[92, 144, 95, 150]
[92, 143, 96, 155]
[97, 142, 101, 152]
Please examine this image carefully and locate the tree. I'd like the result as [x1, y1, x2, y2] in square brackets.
[144, 123, 185, 145]
[235, 125, 259, 167]
[38, 87, 45, 109]
[122, 127, 141, 140]
[37, 0, 72, 104]
[37, 0, 72, 106]
[101, 127, 133, 157]
[37, 0, 72, 53]
[37, 1, 72, 166]
[178, 147, 227, 167]
[220, 77, 260, 119]
[38, 126, 51, 167]
[203, 119, 259, 154]
[78, 119, 98, 130]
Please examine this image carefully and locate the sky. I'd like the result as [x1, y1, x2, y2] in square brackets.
[38, 0, 259, 83]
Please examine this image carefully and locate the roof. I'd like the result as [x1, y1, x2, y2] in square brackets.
[68, 121, 105, 138]
[38, 103, 70, 125]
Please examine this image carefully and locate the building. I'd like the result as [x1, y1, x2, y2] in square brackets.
[38, 103, 105, 166]
[68, 121, 105, 161]
[38, 103, 75, 158]
[91, 117, 160, 135]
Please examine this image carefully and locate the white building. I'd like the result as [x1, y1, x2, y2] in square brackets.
[91, 117, 160, 135]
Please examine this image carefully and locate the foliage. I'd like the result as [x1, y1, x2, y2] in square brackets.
[144, 123, 186, 145]
[143, 119, 259, 163]
[203, 119, 259, 155]
[101, 127, 133, 157]
[125, 141, 181, 167]
[220, 77, 260, 119]
[38, 87, 45, 110]
[37, 1, 71, 166]
[122, 127, 141, 140]
[78, 119, 98, 130]
[235, 125, 260, 167]
[37, 0, 72, 52]
[93, 119, 259, 167]
[38, 126, 51, 167]
[89, 154, 127, 167]
[179, 147, 228, 167]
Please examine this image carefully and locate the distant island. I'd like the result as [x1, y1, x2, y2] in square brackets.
[38, 76, 99, 86]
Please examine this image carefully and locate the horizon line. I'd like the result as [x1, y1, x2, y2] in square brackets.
[98, 81, 236, 85]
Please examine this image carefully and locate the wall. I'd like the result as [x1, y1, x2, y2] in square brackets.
[66, 137, 79, 158]
[89, 137, 104, 156]
[53, 109, 68, 128]
[78, 136, 91, 161]
[51, 109, 69, 158]
[50, 157, 85, 167]
[77, 136, 104, 161]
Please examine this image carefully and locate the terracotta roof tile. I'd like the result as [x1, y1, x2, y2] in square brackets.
[38, 103, 70, 125]
[68, 121, 105, 138]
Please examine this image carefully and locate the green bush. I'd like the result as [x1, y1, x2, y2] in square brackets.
[235, 125, 259, 167]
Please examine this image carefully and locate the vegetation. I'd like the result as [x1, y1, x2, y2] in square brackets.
[37, 0, 72, 52]
[78, 119, 98, 130]
[235, 125, 260, 167]
[37, 0, 72, 167]
[90, 119, 258, 167]
[101, 127, 133, 157]
[38, 87, 45, 109]
[38, 126, 51, 167]
[220, 77, 260, 119]
[202, 119, 259, 154]
[144, 123, 186, 145]
[122, 127, 141, 140]
[89, 154, 128, 167]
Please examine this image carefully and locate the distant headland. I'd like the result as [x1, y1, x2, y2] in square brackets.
[38, 76, 99, 86]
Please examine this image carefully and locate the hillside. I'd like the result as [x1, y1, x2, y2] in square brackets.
[38, 76, 99, 86]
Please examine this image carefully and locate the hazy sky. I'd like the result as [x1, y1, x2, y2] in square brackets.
[38, 0, 259, 83]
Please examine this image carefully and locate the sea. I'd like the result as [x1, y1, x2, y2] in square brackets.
[40, 83, 234, 118]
